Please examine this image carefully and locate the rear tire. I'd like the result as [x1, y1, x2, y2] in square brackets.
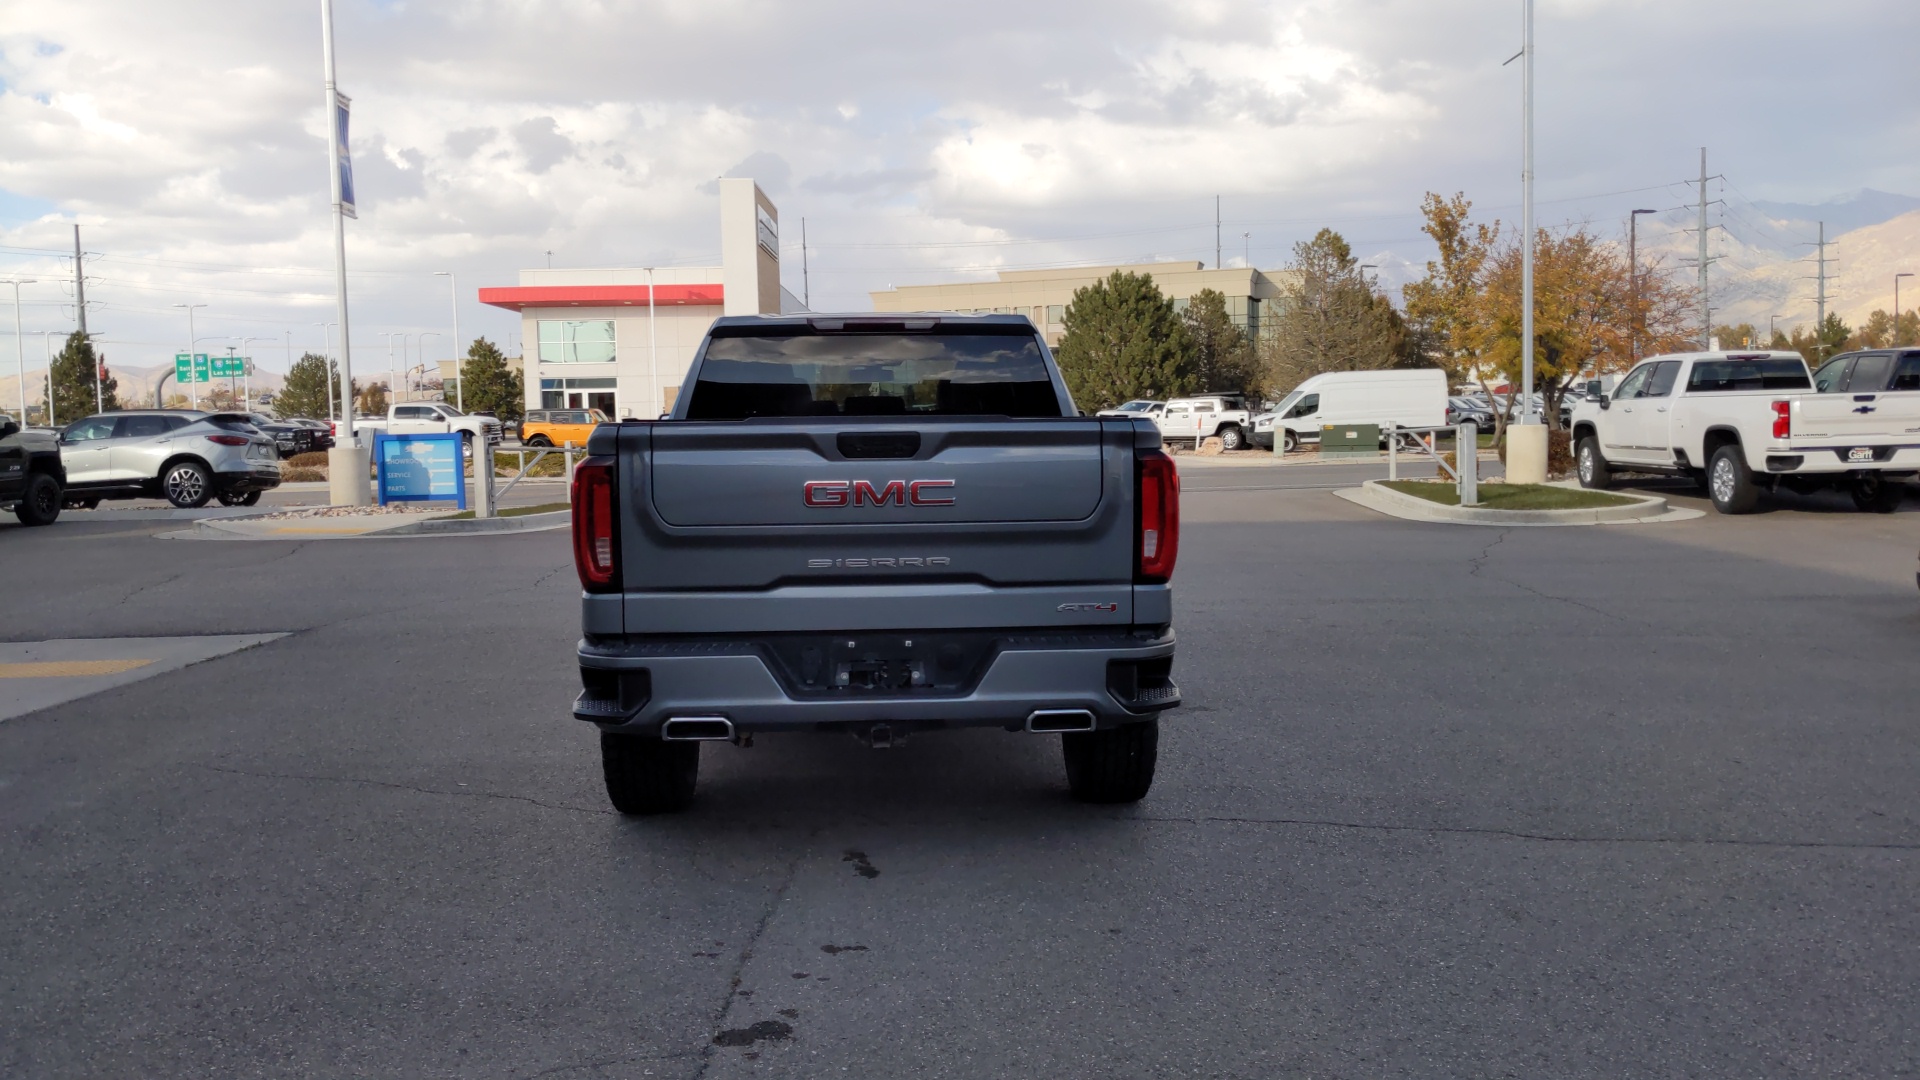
[1217, 424, 1244, 451]
[526, 434, 553, 448]
[218, 490, 262, 507]
[1708, 445, 1759, 514]
[162, 461, 214, 508]
[601, 732, 700, 814]
[1576, 437, 1612, 489]
[1062, 720, 1158, 804]
[14, 473, 61, 526]
[1850, 473, 1906, 513]
[1281, 430, 1300, 454]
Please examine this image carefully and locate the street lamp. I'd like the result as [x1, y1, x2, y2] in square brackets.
[434, 271, 462, 411]
[238, 336, 267, 409]
[42, 330, 58, 427]
[644, 266, 659, 418]
[173, 303, 208, 411]
[382, 331, 400, 407]
[1770, 314, 1784, 348]
[1629, 209, 1657, 361]
[3, 278, 36, 425]
[315, 322, 338, 421]
[1897, 273, 1914, 348]
[418, 333, 440, 398]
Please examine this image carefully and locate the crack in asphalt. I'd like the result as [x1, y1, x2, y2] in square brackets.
[1127, 813, 1920, 852]
[693, 852, 805, 1079]
[196, 763, 613, 817]
[113, 571, 183, 608]
[1466, 530, 1506, 578]
[1464, 528, 1626, 622]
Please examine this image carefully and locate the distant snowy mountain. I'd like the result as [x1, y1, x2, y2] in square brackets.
[1749, 189, 1920, 237]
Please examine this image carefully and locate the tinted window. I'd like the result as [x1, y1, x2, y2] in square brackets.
[1644, 361, 1681, 398]
[1891, 355, 1920, 392]
[1812, 357, 1851, 393]
[1286, 394, 1320, 419]
[686, 328, 1062, 420]
[1846, 353, 1894, 393]
[117, 414, 172, 438]
[165, 416, 192, 432]
[1685, 358, 1811, 393]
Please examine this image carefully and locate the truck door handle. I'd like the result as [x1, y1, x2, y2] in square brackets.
[1656, 406, 1668, 413]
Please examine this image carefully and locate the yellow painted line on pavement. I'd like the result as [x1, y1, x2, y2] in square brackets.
[0, 659, 157, 678]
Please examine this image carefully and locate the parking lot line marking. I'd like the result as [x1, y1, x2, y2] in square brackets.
[0, 659, 157, 679]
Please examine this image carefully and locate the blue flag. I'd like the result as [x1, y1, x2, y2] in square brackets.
[335, 91, 357, 219]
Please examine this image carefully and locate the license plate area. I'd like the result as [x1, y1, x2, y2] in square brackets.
[1848, 447, 1875, 463]
[761, 632, 1000, 698]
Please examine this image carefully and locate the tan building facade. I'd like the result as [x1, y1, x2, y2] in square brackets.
[869, 261, 1298, 347]
[479, 178, 791, 419]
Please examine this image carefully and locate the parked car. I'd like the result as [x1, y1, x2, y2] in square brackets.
[571, 312, 1181, 813]
[471, 409, 518, 442]
[1158, 394, 1256, 450]
[1, 413, 65, 525]
[289, 418, 334, 452]
[1446, 396, 1497, 433]
[1096, 400, 1166, 420]
[238, 412, 314, 457]
[58, 410, 282, 509]
[1253, 370, 1448, 452]
[1569, 350, 1920, 513]
[521, 408, 609, 448]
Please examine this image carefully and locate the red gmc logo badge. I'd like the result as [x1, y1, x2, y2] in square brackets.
[804, 479, 956, 507]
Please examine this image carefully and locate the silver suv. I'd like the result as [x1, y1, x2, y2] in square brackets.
[59, 410, 282, 509]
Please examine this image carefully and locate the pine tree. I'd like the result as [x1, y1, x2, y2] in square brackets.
[1180, 288, 1263, 396]
[46, 332, 119, 423]
[457, 337, 524, 421]
[1054, 271, 1197, 410]
[275, 352, 339, 420]
[1267, 229, 1403, 389]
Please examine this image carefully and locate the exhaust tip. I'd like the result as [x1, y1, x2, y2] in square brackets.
[661, 716, 735, 741]
[1026, 709, 1097, 734]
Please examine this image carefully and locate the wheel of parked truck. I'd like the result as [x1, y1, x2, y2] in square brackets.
[1217, 424, 1245, 452]
[217, 490, 262, 508]
[1576, 437, 1612, 489]
[526, 434, 552, 448]
[1850, 472, 1906, 514]
[1281, 430, 1300, 454]
[601, 732, 700, 814]
[162, 460, 214, 509]
[13, 473, 61, 526]
[1707, 445, 1759, 515]
[1061, 720, 1158, 804]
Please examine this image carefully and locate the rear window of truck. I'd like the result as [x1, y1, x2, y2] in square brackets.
[685, 328, 1063, 420]
[1685, 358, 1810, 393]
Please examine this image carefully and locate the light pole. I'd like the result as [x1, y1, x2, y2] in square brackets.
[644, 266, 659, 417]
[173, 303, 207, 410]
[4, 278, 37, 425]
[418, 333, 440, 399]
[382, 331, 399, 407]
[315, 322, 337, 421]
[239, 336, 266, 408]
[42, 330, 57, 427]
[1242, 232, 1251, 268]
[434, 271, 462, 410]
[1629, 209, 1657, 361]
[1769, 314, 1784, 349]
[1897, 273, 1914, 348]
[1520, 0, 1535, 426]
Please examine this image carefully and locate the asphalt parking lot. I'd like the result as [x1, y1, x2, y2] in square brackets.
[3, 459, 1917, 1078]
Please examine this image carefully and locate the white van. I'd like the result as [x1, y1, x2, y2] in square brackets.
[1251, 369, 1447, 452]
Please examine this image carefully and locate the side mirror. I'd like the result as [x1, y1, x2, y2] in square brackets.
[0, 419, 19, 439]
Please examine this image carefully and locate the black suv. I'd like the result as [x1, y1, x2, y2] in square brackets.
[0, 415, 66, 526]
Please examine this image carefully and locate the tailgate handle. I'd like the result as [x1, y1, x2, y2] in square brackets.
[837, 432, 921, 459]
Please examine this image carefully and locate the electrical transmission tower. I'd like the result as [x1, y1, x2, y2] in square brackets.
[1676, 148, 1725, 345]
[1800, 223, 1836, 336]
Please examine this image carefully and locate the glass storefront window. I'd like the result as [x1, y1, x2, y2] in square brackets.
[537, 320, 616, 364]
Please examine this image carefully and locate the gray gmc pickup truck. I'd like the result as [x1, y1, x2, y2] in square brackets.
[570, 313, 1181, 813]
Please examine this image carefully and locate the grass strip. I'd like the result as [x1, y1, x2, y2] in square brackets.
[436, 502, 571, 521]
[1378, 480, 1637, 510]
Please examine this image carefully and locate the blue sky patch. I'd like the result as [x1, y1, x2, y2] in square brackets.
[0, 188, 60, 227]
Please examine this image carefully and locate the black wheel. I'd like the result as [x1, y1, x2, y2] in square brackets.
[1708, 445, 1759, 514]
[526, 434, 552, 448]
[1217, 424, 1245, 451]
[161, 461, 214, 508]
[1576, 436, 1612, 489]
[217, 490, 262, 507]
[601, 732, 700, 814]
[13, 473, 61, 526]
[1062, 720, 1158, 804]
[1281, 430, 1300, 454]
[1850, 473, 1905, 514]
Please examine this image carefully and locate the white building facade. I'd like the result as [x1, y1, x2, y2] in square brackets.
[480, 179, 792, 418]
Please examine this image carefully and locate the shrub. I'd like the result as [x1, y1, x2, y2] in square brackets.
[288, 451, 329, 468]
[282, 466, 326, 482]
[1546, 431, 1574, 478]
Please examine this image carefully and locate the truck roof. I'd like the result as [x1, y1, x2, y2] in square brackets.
[707, 313, 1039, 332]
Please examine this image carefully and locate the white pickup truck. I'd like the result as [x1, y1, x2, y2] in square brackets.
[1569, 350, 1920, 514]
[345, 402, 503, 449]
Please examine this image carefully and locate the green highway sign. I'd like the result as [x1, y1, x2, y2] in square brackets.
[174, 354, 250, 382]
[212, 355, 247, 378]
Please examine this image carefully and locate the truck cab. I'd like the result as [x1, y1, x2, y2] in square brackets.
[0, 415, 66, 526]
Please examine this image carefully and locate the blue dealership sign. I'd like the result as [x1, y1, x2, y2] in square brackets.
[374, 432, 466, 508]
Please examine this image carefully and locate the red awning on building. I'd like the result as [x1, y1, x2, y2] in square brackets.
[478, 284, 723, 311]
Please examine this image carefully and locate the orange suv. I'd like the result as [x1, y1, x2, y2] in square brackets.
[521, 409, 609, 447]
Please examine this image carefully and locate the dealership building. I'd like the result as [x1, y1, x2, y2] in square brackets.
[479, 179, 797, 418]
[869, 262, 1299, 347]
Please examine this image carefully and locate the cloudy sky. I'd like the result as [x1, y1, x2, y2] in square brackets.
[2, 0, 1916, 377]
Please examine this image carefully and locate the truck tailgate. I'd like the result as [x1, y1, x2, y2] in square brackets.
[1791, 391, 1920, 445]
[608, 418, 1145, 635]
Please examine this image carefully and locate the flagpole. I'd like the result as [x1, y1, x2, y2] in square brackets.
[321, 0, 368, 503]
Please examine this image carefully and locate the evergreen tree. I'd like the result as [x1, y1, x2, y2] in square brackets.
[1180, 288, 1263, 396]
[46, 332, 119, 423]
[1267, 229, 1403, 388]
[275, 352, 339, 420]
[1054, 271, 1196, 410]
[458, 337, 525, 422]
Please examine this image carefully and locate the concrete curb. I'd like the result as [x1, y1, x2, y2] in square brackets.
[183, 508, 570, 540]
[1336, 480, 1703, 527]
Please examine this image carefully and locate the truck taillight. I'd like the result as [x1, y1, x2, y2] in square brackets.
[572, 457, 619, 592]
[1136, 449, 1180, 583]
[1772, 400, 1791, 439]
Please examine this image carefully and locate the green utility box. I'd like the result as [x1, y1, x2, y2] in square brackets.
[1319, 423, 1381, 458]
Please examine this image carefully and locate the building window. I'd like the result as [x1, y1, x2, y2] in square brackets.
[537, 320, 615, 364]
[1046, 305, 1064, 327]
